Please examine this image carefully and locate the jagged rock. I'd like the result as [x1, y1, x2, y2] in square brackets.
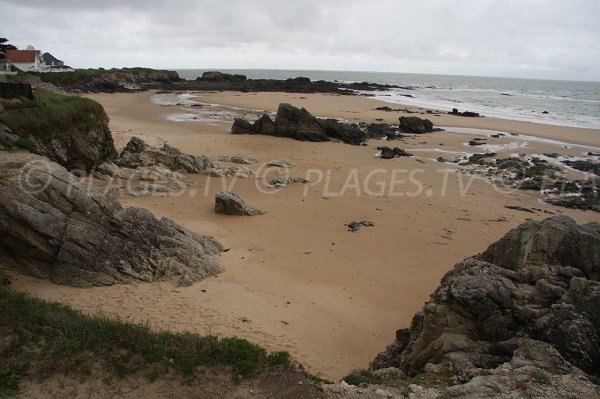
[218, 155, 257, 164]
[450, 108, 481, 117]
[347, 220, 375, 232]
[94, 162, 188, 196]
[365, 123, 406, 140]
[269, 176, 310, 188]
[398, 116, 438, 133]
[231, 103, 367, 145]
[215, 192, 264, 216]
[0, 156, 223, 287]
[562, 160, 600, 176]
[372, 217, 600, 381]
[267, 160, 294, 168]
[378, 146, 413, 159]
[116, 137, 240, 177]
[197, 71, 247, 82]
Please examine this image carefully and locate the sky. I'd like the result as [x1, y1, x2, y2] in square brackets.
[1, 0, 599, 81]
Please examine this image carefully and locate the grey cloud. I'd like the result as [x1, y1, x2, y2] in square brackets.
[1, 0, 599, 80]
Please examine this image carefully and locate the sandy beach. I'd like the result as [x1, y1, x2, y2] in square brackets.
[10, 91, 600, 381]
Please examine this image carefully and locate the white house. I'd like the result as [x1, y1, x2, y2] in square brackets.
[5, 45, 45, 72]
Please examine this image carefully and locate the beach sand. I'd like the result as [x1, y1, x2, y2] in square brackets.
[10, 91, 600, 380]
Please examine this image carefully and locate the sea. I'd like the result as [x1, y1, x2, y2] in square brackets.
[175, 69, 600, 130]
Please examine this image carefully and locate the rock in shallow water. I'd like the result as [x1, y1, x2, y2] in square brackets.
[0, 156, 223, 287]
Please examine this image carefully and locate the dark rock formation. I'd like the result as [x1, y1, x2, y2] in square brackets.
[0, 82, 33, 100]
[176, 74, 400, 95]
[450, 108, 481, 117]
[398, 116, 439, 133]
[0, 156, 223, 287]
[215, 192, 264, 216]
[232, 103, 367, 145]
[377, 146, 413, 159]
[372, 217, 600, 381]
[197, 71, 247, 82]
[562, 160, 600, 176]
[365, 123, 405, 140]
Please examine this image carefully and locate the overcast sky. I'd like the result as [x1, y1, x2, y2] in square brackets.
[2, 0, 599, 81]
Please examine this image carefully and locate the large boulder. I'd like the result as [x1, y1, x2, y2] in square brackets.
[0, 155, 223, 287]
[398, 116, 435, 133]
[215, 192, 264, 216]
[231, 103, 367, 145]
[372, 216, 600, 380]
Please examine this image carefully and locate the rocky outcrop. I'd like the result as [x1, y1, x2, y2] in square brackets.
[40, 68, 182, 93]
[215, 192, 264, 216]
[197, 71, 247, 82]
[115, 137, 247, 177]
[372, 217, 600, 383]
[178, 73, 399, 95]
[377, 146, 413, 159]
[450, 108, 481, 117]
[0, 155, 223, 287]
[0, 91, 118, 172]
[398, 116, 438, 133]
[232, 103, 367, 145]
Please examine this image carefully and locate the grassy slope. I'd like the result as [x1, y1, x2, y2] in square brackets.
[0, 286, 294, 398]
[27, 67, 175, 87]
[0, 90, 105, 147]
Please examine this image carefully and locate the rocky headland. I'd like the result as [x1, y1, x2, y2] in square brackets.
[326, 216, 600, 398]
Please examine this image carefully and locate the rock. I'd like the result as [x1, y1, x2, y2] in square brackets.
[215, 192, 264, 216]
[366, 123, 405, 140]
[116, 137, 238, 177]
[450, 108, 481, 117]
[468, 140, 486, 146]
[562, 160, 600, 176]
[231, 103, 367, 145]
[398, 116, 438, 133]
[377, 147, 413, 159]
[0, 156, 223, 287]
[267, 160, 294, 168]
[218, 155, 257, 165]
[372, 217, 600, 381]
[198, 71, 247, 82]
[347, 220, 375, 232]
[269, 176, 309, 188]
[504, 205, 536, 213]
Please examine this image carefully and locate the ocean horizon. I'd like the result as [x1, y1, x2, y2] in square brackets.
[175, 69, 600, 130]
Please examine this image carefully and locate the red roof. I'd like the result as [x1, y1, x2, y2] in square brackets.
[5, 50, 37, 63]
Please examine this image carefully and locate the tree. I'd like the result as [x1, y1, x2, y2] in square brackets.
[0, 38, 17, 58]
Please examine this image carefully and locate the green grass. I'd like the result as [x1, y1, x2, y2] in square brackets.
[0, 89, 106, 145]
[27, 67, 175, 87]
[0, 286, 291, 396]
[530, 370, 551, 385]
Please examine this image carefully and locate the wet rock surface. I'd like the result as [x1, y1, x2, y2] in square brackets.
[232, 103, 367, 145]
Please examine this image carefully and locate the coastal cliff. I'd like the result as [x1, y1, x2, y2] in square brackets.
[0, 89, 117, 172]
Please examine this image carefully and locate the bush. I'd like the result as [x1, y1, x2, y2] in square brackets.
[14, 137, 37, 152]
[0, 89, 106, 143]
